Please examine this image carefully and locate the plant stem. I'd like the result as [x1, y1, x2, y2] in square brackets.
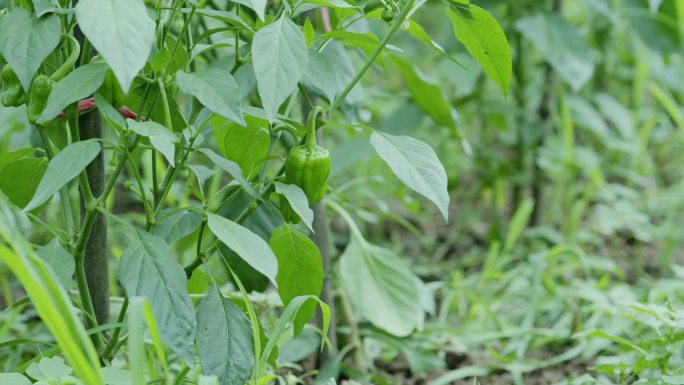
[102, 297, 128, 358]
[184, 220, 206, 278]
[37, 128, 75, 236]
[328, 0, 416, 115]
[74, 11, 110, 329]
[313, 201, 337, 356]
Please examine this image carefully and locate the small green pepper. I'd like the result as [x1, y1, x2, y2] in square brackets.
[284, 107, 330, 205]
[27, 75, 54, 124]
[1, 65, 27, 107]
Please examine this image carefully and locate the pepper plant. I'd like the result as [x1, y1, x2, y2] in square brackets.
[0, 0, 510, 383]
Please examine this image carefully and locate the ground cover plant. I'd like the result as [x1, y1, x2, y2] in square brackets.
[1, 0, 684, 384]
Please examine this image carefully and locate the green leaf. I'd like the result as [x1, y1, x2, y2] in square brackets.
[369, 132, 449, 221]
[649, 82, 684, 129]
[515, 14, 594, 92]
[188, 164, 217, 196]
[206, 213, 278, 286]
[101, 368, 134, 385]
[303, 50, 339, 104]
[392, 55, 455, 129]
[0, 148, 35, 172]
[117, 229, 197, 364]
[303, 18, 315, 48]
[151, 210, 202, 243]
[316, 31, 380, 57]
[199, 376, 221, 385]
[270, 226, 323, 329]
[0, 158, 48, 209]
[252, 16, 308, 122]
[36, 238, 75, 289]
[256, 295, 329, 374]
[197, 285, 254, 385]
[274, 182, 314, 233]
[23, 140, 101, 212]
[33, 0, 61, 17]
[75, 0, 156, 93]
[149, 36, 189, 77]
[626, 0, 680, 54]
[186, 8, 254, 32]
[279, 328, 320, 363]
[38, 63, 109, 123]
[127, 297, 168, 384]
[199, 148, 260, 201]
[176, 69, 245, 126]
[648, 0, 664, 12]
[0, 9, 61, 91]
[232, 0, 266, 21]
[212, 115, 270, 179]
[301, 0, 355, 8]
[403, 20, 451, 60]
[320, 41, 363, 105]
[0, 373, 32, 385]
[126, 119, 178, 165]
[339, 235, 423, 337]
[27, 356, 72, 382]
[0, 203, 103, 385]
[502, 199, 534, 254]
[447, 4, 511, 96]
[95, 92, 126, 128]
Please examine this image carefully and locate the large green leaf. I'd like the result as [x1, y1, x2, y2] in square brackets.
[36, 238, 75, 289]
[303, 50, 339, 104]
[38, 63, 109, 123]
[273, 182, 314, 233]
[232, 0, 266, 21]
[152, 210, 202, 244]
[446, 4, 511, 96]
[320, 41, 362, 105]
[369, 132, 449, 221]
[117, 229, 197, 364]
[252, 16, 308, 122]
[23, 140, 101, 212]
[515, 14, 594, 92]
[403, 19, 452, 61]
[197, 286, 254, 385]
[176, 69, 245, 126]
[126, 119, 178, 166]
[199, 149, 260, 200]
[339, 235, 423, 337]
[212, 115, 270, 179]
[392, 55, 455, 129]
[626, 0, 680, 54]
[0, 158, 47, 209]
[206, 213, 278, 286]
[0, 9, 61, 91]
[270, 226, 323, 328]
[75, 0, 155, 93]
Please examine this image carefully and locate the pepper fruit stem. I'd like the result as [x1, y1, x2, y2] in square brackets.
[51, 34, 81, 82]
[306, 106, 324, 149]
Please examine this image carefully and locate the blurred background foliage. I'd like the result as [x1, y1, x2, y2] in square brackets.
[2, 0, 684, 384]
